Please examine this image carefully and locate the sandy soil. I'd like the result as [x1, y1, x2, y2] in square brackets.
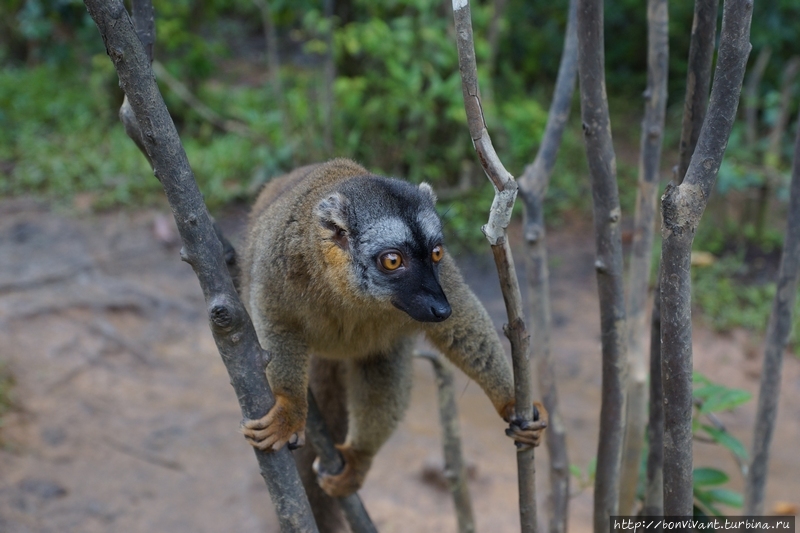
[0, 197, 797, 533]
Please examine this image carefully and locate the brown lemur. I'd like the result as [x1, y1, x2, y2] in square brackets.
[239, 159, 547, 525]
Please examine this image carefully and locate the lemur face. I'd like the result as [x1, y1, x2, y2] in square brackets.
[315, 176, 452, 323]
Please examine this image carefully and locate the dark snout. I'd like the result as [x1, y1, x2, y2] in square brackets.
[393, 290, 451, 322]
[391, 277, 451, 323]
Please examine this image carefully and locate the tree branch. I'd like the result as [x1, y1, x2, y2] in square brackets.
[83, 2, 318, 530]
[660, 0, 752, 516]
[743, 47, 771, 147]
[517, 0, 579, 530]
[618, 0, 668, 515]
[744, 108, 800, 514]
[677, 0, 720, 182]
[642, 287, 664, 517]
[576, 0, 628, 529]
[305, 391, 377, 533]
[418, 351, 476, 533]
[451, 1, 538, 531]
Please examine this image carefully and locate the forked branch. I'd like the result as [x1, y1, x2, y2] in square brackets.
[660, 0, 752, 516]
[451, 1, 538, 531]
[83, 1, 318, 531]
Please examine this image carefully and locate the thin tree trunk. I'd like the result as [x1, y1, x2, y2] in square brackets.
[644, 0, 719, 516]
[618, 0, 668, 515]
[484, 0, 508, 104]
[576, 0, 628, 529]
[418, 351, 476, 533]
[744, 108, 800, 514]
[756, 58, 800, 240]
[518, 0, 578, 530]
[744, 47, 771, 146]
[451, 1, 539, 531]
[677, 0, 721, 181]
[84, 2, 318, 531]
[660, 0, 752, 516]
[642, 285, 664, 518]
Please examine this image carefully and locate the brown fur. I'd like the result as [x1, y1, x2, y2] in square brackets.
[239, 160, 547, 532]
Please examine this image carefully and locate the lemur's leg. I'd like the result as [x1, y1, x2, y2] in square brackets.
[315, 338, 413, 498]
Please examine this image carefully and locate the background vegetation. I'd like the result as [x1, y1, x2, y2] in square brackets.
[1, 0, 800, 341]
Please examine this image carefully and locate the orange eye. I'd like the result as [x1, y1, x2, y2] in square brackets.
[431, 245, 443, 263]
[380, 252, 403, 271]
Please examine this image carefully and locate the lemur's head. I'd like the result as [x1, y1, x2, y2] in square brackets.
[315, 175, 451, 322]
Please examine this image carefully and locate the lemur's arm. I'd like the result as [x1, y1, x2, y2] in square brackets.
[424, 255, 547, 447]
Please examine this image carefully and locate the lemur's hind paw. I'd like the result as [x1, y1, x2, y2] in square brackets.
[313, 443, 373, 498]
[505, 401, 548, 450]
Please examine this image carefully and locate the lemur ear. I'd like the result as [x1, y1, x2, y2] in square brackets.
[315, 192, 350, 246]
[418, 182, 437, 204]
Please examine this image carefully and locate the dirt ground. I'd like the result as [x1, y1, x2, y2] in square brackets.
[0, 197, 798, 533]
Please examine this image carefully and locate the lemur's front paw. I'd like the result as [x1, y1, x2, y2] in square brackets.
[241, 394, 306, 452]
[313, 443, 373, 498]
[504, 401, 548, 450]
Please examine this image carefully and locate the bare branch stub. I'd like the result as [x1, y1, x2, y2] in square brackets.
[82, 2, 318, 531]
[744, 108, 800, 514]
[451, 1, 538, 532]
[576, 0, 628, 529]
[660, 0, 753, 516]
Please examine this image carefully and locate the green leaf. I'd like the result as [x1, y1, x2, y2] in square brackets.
[694, 467, 729, 486]
[700, 425, 749, 460]
[707, 489, 744, 508]
[694, 488, 724, 517]
[699, 388, 752, 413]
[693, 371, 713, 386]
[569, 464, 583, 479]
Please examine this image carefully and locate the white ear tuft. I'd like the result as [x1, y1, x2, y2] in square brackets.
[315, 192, 350, 231]
[418, 182, 437, 204]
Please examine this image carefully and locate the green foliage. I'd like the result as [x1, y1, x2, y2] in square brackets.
[694, 466, 744, 517]
[690, 372, 750, 517]
[692, 254, 800, 344]
[329, 0, 478, 184]
[2, 0, 796, 261]
[0, 63, 266, 209]
[569, 457, 596, 491]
